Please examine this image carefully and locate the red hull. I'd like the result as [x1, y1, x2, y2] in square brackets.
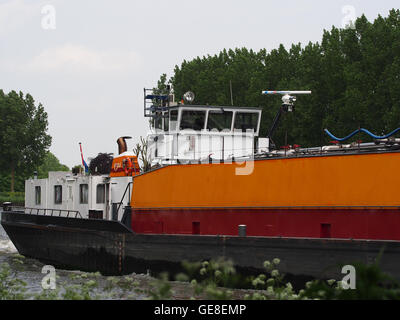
[131, 207, 400, 240]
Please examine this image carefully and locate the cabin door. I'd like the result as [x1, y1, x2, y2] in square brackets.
[66, 183, 74, 212]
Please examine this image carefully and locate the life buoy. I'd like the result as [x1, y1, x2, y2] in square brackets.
[123, 157, 133, 176]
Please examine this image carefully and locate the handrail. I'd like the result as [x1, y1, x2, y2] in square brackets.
[116, 182, 133, 217]
[22, 207, 82, 218]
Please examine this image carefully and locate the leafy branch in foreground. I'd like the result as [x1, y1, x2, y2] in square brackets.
[148, 256, 400, 300]
[2, 254, 400, 300]
[0, 263, 27, 300]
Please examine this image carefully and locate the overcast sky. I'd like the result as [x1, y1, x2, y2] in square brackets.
[0, 0, 398, 168]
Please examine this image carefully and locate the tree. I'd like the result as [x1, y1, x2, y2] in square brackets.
[37, 152, 69, 179]
[133, 136, 151, 172]
[89, 153, 113, 175]
[0, 152, 67, 192]
[0, 90, 52, 192]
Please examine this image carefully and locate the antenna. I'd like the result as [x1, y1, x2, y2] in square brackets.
[262, 91, 312, 95]
[262, 90, 312, 148]
[230, 80, 233, 106]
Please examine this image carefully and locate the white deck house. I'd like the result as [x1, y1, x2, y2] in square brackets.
[146, 104, 269, 166]
[25, 171, 131, 221]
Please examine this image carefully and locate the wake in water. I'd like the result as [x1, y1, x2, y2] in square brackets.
[0, 239, 17, 253]
[0, 214, 17, 253]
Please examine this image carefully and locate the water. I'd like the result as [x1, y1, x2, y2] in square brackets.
[0, 212, 17, 253]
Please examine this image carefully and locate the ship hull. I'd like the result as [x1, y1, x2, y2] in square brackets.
[2, 210, 400, 283]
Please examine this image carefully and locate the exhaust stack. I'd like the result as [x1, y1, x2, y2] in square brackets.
[117, 136, 132, 155]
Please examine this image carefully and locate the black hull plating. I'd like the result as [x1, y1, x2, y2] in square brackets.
[2, 211, 400, 282]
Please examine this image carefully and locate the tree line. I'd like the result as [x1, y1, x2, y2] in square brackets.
[157, 9, 400, 149]
[0, 90, 68, 193]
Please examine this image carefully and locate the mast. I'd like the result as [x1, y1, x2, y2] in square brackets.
[262, 90, 311, 149]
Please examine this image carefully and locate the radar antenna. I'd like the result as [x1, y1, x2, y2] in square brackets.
[262, 90, 311, 149]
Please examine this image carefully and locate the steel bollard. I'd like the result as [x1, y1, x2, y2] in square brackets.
[2, 202, 12, 212]
[238, 224, 247, 237]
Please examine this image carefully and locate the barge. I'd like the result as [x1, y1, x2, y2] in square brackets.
[3, 89, 400, 281]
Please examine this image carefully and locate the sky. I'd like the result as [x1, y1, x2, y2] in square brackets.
[0, 0, 398, 168]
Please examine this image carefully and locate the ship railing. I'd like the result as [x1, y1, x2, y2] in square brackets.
[22, 207, 82, 218]
[114, 182, 132, 220]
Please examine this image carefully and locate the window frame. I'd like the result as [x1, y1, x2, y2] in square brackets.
[96, 184, 106, 204]
[232, 111, 261, 135]
[54, 185, 62, 204]
[169, 109, 179, 132]
[79, 183, 89, 204]
[179, 109, 207, 131]
[35, 186, 41, 205]
[206, 110, 234, 132]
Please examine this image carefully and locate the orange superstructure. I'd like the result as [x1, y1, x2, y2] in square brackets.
[131, 152, 400, 208]
[110, 154, 140, 177]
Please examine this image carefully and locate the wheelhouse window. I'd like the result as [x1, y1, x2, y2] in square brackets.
[35, 186, 41, 205]
[169, 110, 178, 131]
[96, 184, 105, 204]
[54, 185, 62, 204]
[163, 112, 169, 131]
[152, 112, 163, 130]
[180, 110, 206, 131]
[79, 184, 88, 204]
[234, 112, 259, 132]
[207, 110, 233, 131]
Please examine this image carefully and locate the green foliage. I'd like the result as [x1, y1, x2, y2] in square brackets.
[153, 73, 171, 96]
[0, 192, 24, 205]
[0, 90, 52, 192]
[160, 9, 400, 149]
[300, 262, 400, 300]
[244, 258, 297, 300]
[0, 263, 27, 300]
[0, 171, 26, 193]
[0, 152, 68, 193]
[1, 256, 400, 300]
[37, 151, 69, 179]
[148, 272, 173, 300]
[61, 280, 99, 300]
[146, 255, 400, 300]
[185, 258, 237, 300]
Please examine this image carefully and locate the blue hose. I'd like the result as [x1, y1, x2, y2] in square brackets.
[324, 128, 400, 142]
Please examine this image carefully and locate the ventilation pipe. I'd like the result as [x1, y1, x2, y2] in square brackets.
[117, 136, 132, 155]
